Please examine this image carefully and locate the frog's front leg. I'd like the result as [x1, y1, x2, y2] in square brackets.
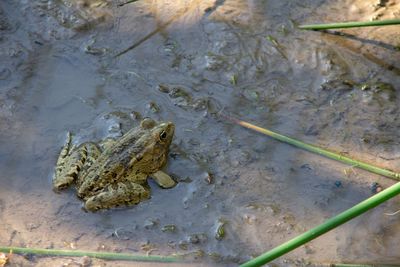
[151, 171, 176, 188]
[84, 181, 150, 211]
[53, 134, 100, 191]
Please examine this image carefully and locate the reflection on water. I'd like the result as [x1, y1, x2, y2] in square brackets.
[1, 0, 400, 265]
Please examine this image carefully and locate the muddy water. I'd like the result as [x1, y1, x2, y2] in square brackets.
[1, 0, 400, 266]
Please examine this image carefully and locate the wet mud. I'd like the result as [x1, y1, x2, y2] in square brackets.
[1, 0, 400, 266]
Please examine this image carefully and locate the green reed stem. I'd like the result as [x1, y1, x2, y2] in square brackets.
[240, 181, 400, 266]
[225, 116, 400, 180]
[298, 19, 400, 30]
[0, 246, 181, 263]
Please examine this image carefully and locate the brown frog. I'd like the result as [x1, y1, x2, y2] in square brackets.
[53, 118, 176, 211]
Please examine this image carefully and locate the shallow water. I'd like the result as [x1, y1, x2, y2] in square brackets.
[1, 0, 400, 266]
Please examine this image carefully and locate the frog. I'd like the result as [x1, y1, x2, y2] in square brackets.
[53, 118, 176, 211]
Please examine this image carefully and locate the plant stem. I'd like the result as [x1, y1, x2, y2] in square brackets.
[240, 181, 400, 267]
[298, 19, 400, 30]
[225, 116, 400, 180]
[0, 247, 181, 263]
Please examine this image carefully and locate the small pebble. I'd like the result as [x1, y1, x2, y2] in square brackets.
[147, 101, 160, 113]
[78, 256, 91, 267]
[158, 84, 170, 93]
[144, 219, 158, 229]
[203, 172, 213, 184]
[370, 182, 382, 193]
[178, 241, 188, 250]
[0, 68, 11, 80]
[188, 233, 208, 244]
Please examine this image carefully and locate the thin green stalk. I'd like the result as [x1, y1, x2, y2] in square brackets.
[240, 181, 400, 267]
[225, 116, 400, 180]
[265, 35, 288, 60]
[298, 19, 400, 30]
[0, 246, 181, 263]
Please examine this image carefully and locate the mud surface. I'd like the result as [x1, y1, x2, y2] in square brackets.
[1, 0, 400, 266]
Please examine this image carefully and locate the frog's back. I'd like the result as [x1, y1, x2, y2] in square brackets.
[77, 120, 174, 198]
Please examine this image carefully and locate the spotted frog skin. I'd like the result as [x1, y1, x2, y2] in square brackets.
[53, 118, 176, 211]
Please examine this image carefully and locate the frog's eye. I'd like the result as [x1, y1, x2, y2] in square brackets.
[159, 130, 168, 141]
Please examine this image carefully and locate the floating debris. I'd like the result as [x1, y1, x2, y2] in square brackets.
[0, 68, 11, 80]
[180, 250, 205, 260]
[144, 218, 159, 229]
[265, 35, 288, 59]
[188, 233, 208, 244]
[178, 241, 188, 250]
[208, 252, 222, 262]
[0, 251, 12, 267]
[147, 101, 160, 113]
[384, 209, 400, 216]
[140, 242, 157, 254]
[118, 0, 140, 7]
[158, 84, 170, 93]
[370, 182, 383, 193]
[215, 219, 227, 241]
[230, 74, 238, 85]
[203, 172, 213, 184]
[161, 225, 177, 233]
[168, 87, 192, 107]
[334, 181, 342, 188]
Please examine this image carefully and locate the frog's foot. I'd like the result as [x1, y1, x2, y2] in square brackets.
[151, 170, 176, 189]
[53, 137, 100, 191]
[53, 155, 85, 191]
[53, 132, 77, 191]
[83, 181, 150, 211]
[56, 132, 73, 166]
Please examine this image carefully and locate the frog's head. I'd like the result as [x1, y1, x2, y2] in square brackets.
[150, 121, 175, 148]
[140, 118, 175, 146]
[132, 119, 175, 174]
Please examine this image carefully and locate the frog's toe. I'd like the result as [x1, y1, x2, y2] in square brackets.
[53, 175, 76, 192]
[84, 197, 103, 212]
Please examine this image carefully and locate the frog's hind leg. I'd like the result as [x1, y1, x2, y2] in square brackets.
[99, 138, 116, 151]
[84, 181, 150, 211]
[53, 134, 100, 191]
